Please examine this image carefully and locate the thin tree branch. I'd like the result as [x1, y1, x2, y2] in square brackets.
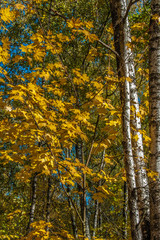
[37, 7, 119, 58]
[123, 0, 140, 23]
[86, 115, 99, 167]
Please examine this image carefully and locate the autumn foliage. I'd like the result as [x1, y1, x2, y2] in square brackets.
[0, 0, 156, 239]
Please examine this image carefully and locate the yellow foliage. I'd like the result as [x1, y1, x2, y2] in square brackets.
[147, 169, 158, 181]
[81, 30, 99, 42]
[33, 47, 46, 62]
[85, 21, 94, 29]
[15, 3, 25, 10]
[152, 14, 160, 24]
[67, 17, 83, 29]
[0, 7, 17, 23]
[57, 33, 70, 42]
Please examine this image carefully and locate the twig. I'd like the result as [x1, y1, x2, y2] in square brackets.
[37, 7, 119, 58]
[86, 115, 99, 167]
[123, 0, 140, 23]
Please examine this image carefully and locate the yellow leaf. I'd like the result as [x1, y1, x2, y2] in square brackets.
[133, 134, 139, 141]
[85, 21, 94, 29]
[57, 33, 70, 42]
[132, 23, 146, 30]
[67, 17, 83, 29]
[82, 30, 99, 42]
[122, 176, 127, 181]
[2, 36, 10, 49]
[0, 7, 16, 22]
[147, 169, 158, 181]
[15, 3, 25, 10]
[0, 78, 5, 83]
[12, 55, 23, 63]
[20, 44, 29, 53]
[126, 77, 132, 82]
[33, 47, 46, 62]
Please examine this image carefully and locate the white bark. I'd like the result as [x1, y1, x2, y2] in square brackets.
[124, 2, 150, 238]
[149, 0, 160, 239]
[110, 0, 143, 239]
[27, 172, 38, 233]
[123, 77, 142, 240]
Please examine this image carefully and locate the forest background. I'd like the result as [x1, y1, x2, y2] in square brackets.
[0, 0, 160, 240]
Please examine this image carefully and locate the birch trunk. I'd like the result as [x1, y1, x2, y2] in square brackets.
[93, 200, 99, 239]
[110, 0, 142, 239]
[125, 2, 150, 238]
[27, 172, 38, 233]
[149, 1, 160, 239]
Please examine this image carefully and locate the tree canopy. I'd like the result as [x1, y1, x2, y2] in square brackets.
[0, 0, 159, 239]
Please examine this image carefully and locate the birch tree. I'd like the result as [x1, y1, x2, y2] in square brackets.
[26, 173, 38, 233]
[110, 0, 150, 239]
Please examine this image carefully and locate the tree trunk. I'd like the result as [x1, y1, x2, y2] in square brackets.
[82, 143, 91, 240]
[93, 200, 99, 239]
[124, 2, 150, 238]
[69, 199, 79, 239]
[46, 176, 51, 232]
[27, 172, 38, 233]
[67, 186, 79, 240]
[66, 148, 79, 239]
[122, 181, 128, 239]
[76, 142, 91, 240]
[92, 148, 105, 239]
[110, 0, 142, 239]
[149, 1, 160, 239]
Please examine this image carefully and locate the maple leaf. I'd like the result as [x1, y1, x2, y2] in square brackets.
[0, 50, 8, 64]
[33, 47, 46, 62]
[57, 33, 70, 42]
[0, 7, 17, 22]
[67, 17, 83, 29]
[85, 21, 94, 29]
[80, 29, 99, 42]
[2, 36, 10, 49]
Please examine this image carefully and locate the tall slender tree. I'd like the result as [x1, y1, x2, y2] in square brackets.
[149, 0, 160, 239]
[110, 0, 150, 239]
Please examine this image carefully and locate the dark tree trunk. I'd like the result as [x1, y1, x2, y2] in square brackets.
[149, 0, 160, 239]
[46, 176, 51, 232]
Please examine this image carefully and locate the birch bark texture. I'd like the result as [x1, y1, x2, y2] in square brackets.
[109, 0, 147, 239]
[124, 2, 150, 239]
[149, 0, 160, 239]
[27, 172, 38, 233]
